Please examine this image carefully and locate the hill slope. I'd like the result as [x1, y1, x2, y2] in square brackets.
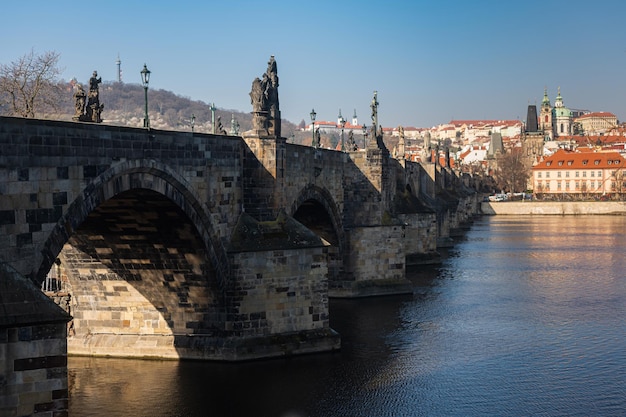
[61, 81, 300, 136]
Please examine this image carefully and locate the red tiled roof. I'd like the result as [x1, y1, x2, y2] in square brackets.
[533, 148, 626, 170]
[449, 119, 521, 127]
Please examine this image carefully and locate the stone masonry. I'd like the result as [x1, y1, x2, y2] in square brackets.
[0, 115, 480, 362]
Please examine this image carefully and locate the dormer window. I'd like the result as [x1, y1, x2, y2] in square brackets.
[567, 161, 573, 166]
[558, 161, 564, 166]
[582, 160, 588, 165]
[595, 160, 600, 165]
[608, 160, 613, 165]
[546, 161, 552, 166]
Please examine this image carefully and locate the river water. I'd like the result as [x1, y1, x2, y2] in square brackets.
[68, 216, 626, 416]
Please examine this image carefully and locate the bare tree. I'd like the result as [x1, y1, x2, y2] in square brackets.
[0, 50, 63, 118]
[495, 148, 530, 193]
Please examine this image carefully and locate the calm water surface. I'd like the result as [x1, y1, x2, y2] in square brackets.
[68, 216, 626, 416]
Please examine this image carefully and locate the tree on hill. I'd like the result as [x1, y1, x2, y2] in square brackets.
[0, 50, 63, 118]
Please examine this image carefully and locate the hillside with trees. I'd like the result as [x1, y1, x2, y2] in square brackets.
[0, 49, 301, 137]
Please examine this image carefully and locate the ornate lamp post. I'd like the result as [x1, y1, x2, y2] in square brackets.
[191, 114, 195, 132]
[210, 103, 216, 134]
[340, 116, 346, 152]
[140, 64, 151, 129]
[310, 108, 317, 148]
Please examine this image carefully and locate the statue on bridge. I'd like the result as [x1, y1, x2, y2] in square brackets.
[249, 56, 281, 137]
[348, 130, 357, 151]
[72, 84, 87, 121]
[73, 71, 103, 123]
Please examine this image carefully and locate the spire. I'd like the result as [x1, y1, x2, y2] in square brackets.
[541, 87, 550, 107]
[352, 108, 358, 126]
[555, 87, 563, 107]
[337, 108, 343, 125]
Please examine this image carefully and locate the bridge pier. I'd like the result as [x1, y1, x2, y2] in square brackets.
[329, 224, 412, 298]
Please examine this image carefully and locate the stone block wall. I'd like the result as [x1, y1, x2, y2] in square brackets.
[335, 225, 412, 297]
[228, 246, 330, 336]
[1, 262, 70, 417]
[0, 323, 69, 417]
[0, 117, 242, 284]
[399, 212, 439, 264]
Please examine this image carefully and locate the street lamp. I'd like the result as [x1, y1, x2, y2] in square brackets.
[310, 108, 317, 148]
[340, 116, 346, 152]
[191, 114, 195, 132]
[140, 64, 151, 129]
[210, 103, 216, 134]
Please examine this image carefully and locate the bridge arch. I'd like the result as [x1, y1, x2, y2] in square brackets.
[34, 159, 231, 356]
[290, 184, 345, 283]
[36, 159, 229, 289]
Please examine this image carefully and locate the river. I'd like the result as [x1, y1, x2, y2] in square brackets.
[68, 215, 626, 416]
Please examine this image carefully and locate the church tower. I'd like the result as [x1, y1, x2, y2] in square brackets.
[552, 87, 573, 137]
[539, 87, 552, 139]
[352, 109, 358, 126]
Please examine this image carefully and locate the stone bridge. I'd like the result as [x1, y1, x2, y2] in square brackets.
[0, 65, 482, 363]
[0, 115, 480, 361]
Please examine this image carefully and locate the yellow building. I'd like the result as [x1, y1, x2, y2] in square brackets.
[574, 112, 618, 135]
[533, 148, 626, 197]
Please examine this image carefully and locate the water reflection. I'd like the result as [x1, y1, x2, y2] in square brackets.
[69, 216, 626, 417]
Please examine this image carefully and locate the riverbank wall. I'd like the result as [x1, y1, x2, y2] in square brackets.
[481, 201, 626, 215]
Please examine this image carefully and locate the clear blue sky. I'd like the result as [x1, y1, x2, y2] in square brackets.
[2, 0, 625, 128]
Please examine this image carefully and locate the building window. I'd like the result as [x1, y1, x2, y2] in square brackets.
[538, 172, 542, 178]
[591, 171, 594, 177]
[566, 182, 570, 190]
[560, 123, 564, 133]
[595, 160, 600, 165]
[598, 171, 602, 177]
[575, 181, 580, 190]
[583, 160, 588, 165]
[566, 171, 570, 177]
[582, 171, 587, 177]
[546, 172, 550, 178]
[558, 171, 562, 177]
[557, 182, 562, 190]
[558, 161, 564, 166]
[591, 181, 595, 189]
[567, 161, 573, 166]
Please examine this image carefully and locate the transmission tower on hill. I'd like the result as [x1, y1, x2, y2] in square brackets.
[116, 54, 122, 82]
